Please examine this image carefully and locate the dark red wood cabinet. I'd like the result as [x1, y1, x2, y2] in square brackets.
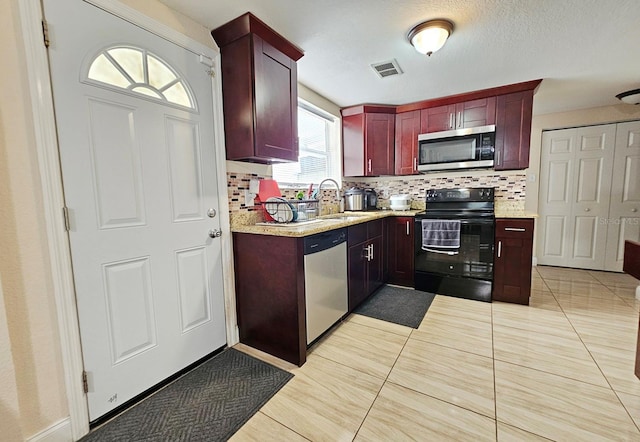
[493, 218, 535, 305]
[386, 217, 414, 287]
[494, 90, 534, 170]
[347, 220, 384, 311]
[342, 106, 395, 177]
[419, 97, 496, 133]
[212, 13, 303, 163]
[394, 110, 421, 175]
[232, 233, 307, 366]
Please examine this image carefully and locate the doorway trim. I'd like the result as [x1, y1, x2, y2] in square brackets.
[17, 1, 237, 439]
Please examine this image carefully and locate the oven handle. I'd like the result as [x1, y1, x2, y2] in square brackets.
[421, 247, 460, 255]
[416, 218, 495, 225]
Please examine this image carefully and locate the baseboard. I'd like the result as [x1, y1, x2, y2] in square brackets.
[532, 256, 538, 267]
[27, 418, 72, 442]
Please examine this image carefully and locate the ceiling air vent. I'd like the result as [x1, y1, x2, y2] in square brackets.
[371, 59, 403, 78]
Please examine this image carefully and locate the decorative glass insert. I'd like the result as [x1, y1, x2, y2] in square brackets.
[87, 46, 195, 109]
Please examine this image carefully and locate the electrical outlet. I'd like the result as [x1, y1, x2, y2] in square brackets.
[249, 179, 260, 194]
[244, 190, 255, 207]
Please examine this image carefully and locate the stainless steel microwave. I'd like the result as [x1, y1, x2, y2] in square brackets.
[417, 124, 495, 172]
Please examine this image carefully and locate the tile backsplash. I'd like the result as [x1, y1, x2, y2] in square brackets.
[227, 171, 526, 226]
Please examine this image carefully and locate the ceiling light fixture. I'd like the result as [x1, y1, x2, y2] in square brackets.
[616, 88, 640, 105]
[408, 19, 454, 56]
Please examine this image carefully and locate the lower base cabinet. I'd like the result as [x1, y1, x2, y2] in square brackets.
[386, 216, 414, 287]
[493, 218, 534, 304]
[233, 233, 306, 366]
[347, 220, 384, 311]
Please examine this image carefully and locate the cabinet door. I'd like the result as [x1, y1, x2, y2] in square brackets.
[253, 35, 298, 161]
[348, 241, 369, 311]
[493, 219, 534, 305]
[394, 111, 420, 175]
[420, 104, 455, 133]
[456, 97, 496, 129]
[365, 113, 394, 176]
[386, 217, 414, 287]
[494, 90, 533, 170]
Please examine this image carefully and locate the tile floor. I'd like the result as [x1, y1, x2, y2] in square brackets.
[233, 266, 640, 441]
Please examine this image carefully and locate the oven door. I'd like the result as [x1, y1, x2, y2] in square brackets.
[415, 217, 495, 280]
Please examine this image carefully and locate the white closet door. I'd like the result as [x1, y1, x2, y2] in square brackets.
[539, 128, 576, 266]
[538, 124, 616, 270]
[604, 120, 640, 271]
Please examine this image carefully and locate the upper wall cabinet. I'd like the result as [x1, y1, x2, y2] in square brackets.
[420, 97, 496, 133]
[494, 90, 534, 170]
[212, 13, 304, 163]
[342, 105, 395, 177]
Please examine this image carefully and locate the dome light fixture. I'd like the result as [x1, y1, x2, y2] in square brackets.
[408, 19, 454, 56]
[616, 88, 640, 105]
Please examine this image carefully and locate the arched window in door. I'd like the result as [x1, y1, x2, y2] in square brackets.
[85, 46, 196, 110]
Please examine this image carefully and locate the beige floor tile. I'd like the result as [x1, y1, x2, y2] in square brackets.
[587, 345, 640, 396]
[388, 338, 495, 418]
[495, 360, 640, 441]
[545, 279, 614, 297]
[610, 285, 640, 299]
[528, 290, 561, 311]
[230, 412, 308, 442]
[536, 266, 598, 282]
[496, 422, 551, 441]
[617, 391, 640, 430]
[531, 277, 551, 293]
[413, 312, 493, 357]
[345, 313, 413, 337]
[355, 383, 496, 441]
[310, 320, 407, 379]
[260, 354, 384, 442]
[492, 323, 608, 387]
[589, 270, 640, 287]
[427, 294, 493, 323]
[555, 294, 637, 320]
[565, 312, 638, 352]
[492, 302, 576, 337]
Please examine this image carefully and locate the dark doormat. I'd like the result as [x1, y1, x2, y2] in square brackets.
[354, 285, 436, 328]
[81, 348, 293, 442]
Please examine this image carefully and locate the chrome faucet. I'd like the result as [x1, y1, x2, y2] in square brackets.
[317, 178, 344, 214]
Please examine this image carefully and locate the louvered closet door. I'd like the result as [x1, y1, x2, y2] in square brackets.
[604, 120, 640, 271]
[538, 124, 616, 269]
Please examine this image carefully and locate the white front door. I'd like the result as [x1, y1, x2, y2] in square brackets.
[44, 0, 226, 420]
[538, 124, 615, 269]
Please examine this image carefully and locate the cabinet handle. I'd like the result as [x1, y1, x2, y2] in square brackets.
[406, 221, 410, 236]
[632, 208, 638, 212]
[413, 157, 417, 171]
[504, 227, 526, 232]
[495, 149, 500, 166]
[364, 244, 372, 261]
[584, 208, 591, 212]
[449, 113, 454, 129]
[497, 240, 502, 258]
[368, 158, 372, 173]
[370, 243, 374, 261]
[457, 111, 462, 128]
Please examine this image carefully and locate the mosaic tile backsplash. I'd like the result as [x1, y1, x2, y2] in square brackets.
[227, 171, 527, 226]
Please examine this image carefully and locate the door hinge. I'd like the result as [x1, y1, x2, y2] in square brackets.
[62, 206, 70, 231]
[42, 19, 50, 48]
[82, 371, 89, 394]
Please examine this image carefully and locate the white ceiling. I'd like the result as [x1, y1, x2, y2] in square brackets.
[158, 0, 640, 115]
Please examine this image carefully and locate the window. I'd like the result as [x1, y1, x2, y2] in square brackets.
[85, 46, 196, 110]
[272, 100, 341, 186]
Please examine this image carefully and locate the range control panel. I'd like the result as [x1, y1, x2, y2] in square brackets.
[425, 187, 494, 203]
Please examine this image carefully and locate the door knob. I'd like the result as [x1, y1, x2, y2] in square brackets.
[207, 208, 217, 218]
[632, 208, 638, 212]
[584, 208, 591, 212]
[209, 229, 222, 238]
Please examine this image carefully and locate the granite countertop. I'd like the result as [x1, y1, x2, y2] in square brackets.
[231, 210, 421, 237]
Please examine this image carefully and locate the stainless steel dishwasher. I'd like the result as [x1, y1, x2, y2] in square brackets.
[304, 228, 348, 344]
